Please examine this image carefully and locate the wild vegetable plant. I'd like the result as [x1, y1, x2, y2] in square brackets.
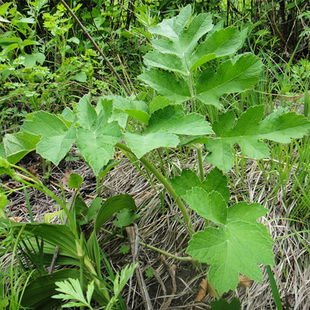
[1, 5, 310, 307]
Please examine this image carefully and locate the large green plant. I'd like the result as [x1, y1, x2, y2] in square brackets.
[1, 5, 310, 305]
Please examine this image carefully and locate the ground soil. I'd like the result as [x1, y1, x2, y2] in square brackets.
[2, 148, 310, 309]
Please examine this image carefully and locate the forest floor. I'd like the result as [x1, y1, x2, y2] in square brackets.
[3, 145, 310, 310]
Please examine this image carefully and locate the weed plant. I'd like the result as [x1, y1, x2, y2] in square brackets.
[0, 2, 310, 309]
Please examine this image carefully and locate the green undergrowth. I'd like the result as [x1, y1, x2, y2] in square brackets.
[0, 2, 310, 310]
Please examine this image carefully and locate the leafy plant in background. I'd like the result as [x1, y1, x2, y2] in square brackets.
[1, 4, 310, 308]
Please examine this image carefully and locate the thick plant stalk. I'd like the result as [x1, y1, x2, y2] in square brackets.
[58, 0, 131, 96]
[116, 143, 194, 234]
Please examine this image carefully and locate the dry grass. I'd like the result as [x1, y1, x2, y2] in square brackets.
[3, 149, 310, 309]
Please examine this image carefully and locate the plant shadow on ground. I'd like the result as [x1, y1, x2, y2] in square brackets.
[2, 147, 309, 309]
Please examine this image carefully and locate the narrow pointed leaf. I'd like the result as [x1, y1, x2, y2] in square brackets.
[21, 269, 80, 310]
[94, 194, 137, 234]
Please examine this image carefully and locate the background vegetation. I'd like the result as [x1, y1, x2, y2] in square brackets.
[0, 0, 309, 309]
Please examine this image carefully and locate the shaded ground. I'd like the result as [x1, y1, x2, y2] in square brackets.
[2, 147, 310, 309]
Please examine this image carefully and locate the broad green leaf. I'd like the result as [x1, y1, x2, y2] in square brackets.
[146, 105, 214, 135]
[139, 68, 192, 103]
[76, 94, 97, 131]
[149, 96, 172, 114]
[76, 120, 122, 176]
[184, 188, 227, 224]
[190, 53, 216, 72]
[124, 130, 179, 158]
[170, 169, 202, 197]
[144, 51, 187, 75]
[185, 196, 274, 294]
[112, 96, 150, 125]
[94, 194, 137, 234]
[191, 27, 243, 68]
[71, 72, 87, 83]
[21, 269, 80, 310]
[3, 132, 40, 164]
[1, 221, 78, 259]
[21, 111, 76, 165]
[0, 193, 10, 209]
[196, 54, 263, 108]
[205, 139, 235, 172]
[150, 6, 213, 57]
[170, 168, 230, 203]
[206, 106, 310, 171]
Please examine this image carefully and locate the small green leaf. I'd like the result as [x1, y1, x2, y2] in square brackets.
[145, 267, 154, 278]
[113, 209, 140, 228]
[211, 297, 241, 310]
[0, 193, 10, 209]
[111, 96, 150, 125]
[120, 244, 129, 254]
[71, 72, 87, 83]
[149, 96, 173, 114]
[68, 173, 83, 189]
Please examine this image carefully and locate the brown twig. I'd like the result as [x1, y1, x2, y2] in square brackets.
[58, 0, 131, 96]
[126, 225, 154, 310]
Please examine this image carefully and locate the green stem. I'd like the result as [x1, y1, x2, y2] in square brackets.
[139, 240, 193, 261]
[101, 228, 193, 262]
[116, 143, 194, 234]
[11, 164, 77, 237]
[196, 145, 205, 182]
